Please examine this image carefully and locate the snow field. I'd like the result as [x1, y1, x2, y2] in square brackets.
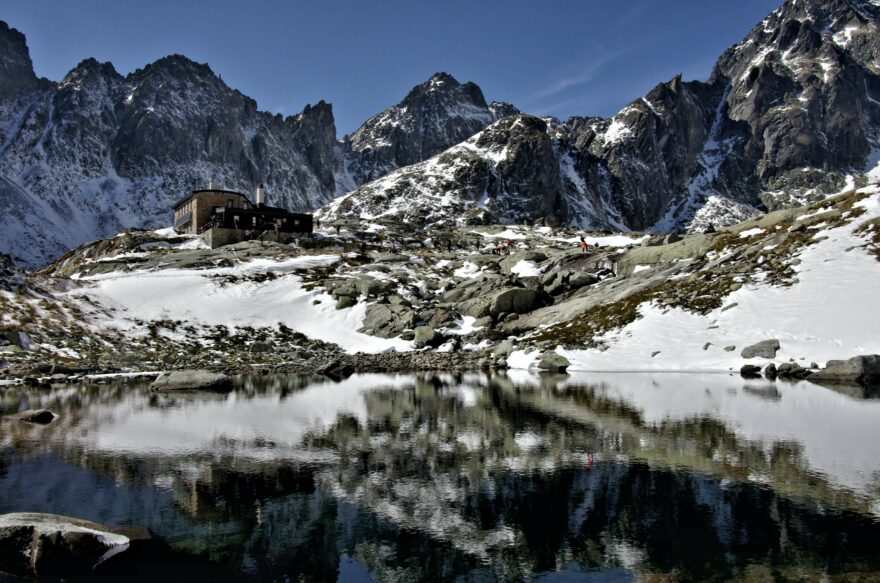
[67, 254, 412, 354]
[511, 191, 880, 372]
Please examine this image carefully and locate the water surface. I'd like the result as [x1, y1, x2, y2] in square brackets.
[1, 372, 879, 581]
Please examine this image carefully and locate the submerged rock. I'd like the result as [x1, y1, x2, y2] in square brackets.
[0, 512, 130, 578]
[150, 370, 232, 392]
[740, 364, 762, 378]
[10, 409, 56, 424]
[319, 359, 355, 379]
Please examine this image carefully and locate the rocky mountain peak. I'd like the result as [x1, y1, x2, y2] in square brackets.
[401, 71, 489, 111]
[425, 71, 458, 88]
[0, 21, 39, 98]
[59, 58, 121, 90]
[286, 100, 340, 193]
[295, 99, 333, 122]
[343, 72, 499, 183]
[488, 100, 520, 119]
[136, 54, 216, 78]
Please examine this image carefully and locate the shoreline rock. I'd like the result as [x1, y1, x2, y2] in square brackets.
[150, 370, 232, 392]
[811, 355, 880, 386]
[0, 512, 130, 578]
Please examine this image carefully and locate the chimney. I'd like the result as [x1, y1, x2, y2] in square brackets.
[256, 183, 265, 207]
[208, 180, 214, 190]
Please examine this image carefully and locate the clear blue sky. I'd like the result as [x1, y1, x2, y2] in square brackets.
[0, 0, 782, 135]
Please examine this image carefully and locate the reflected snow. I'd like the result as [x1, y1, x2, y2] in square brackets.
[1, 371, 879, 581]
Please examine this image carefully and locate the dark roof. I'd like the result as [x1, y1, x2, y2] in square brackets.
[171, 189, 252, 210]
[216, 206, 311, 218]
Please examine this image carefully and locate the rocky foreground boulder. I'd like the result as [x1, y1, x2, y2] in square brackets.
[0, 513, 129, 578]
[537, 351, 570, 373]
[150, 370, 232, 392]
[812, 355, 880, 386]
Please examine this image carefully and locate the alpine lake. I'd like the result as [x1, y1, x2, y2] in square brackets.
[1, 371, 879, 582]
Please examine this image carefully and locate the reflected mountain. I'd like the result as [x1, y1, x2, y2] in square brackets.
[1, 372, 879, 581]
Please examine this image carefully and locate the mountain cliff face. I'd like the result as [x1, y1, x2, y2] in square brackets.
[4, 0, 880, 265]
[322, 114, 627, 228]
[0, 24, 498, 266]
[325, 115, 561, 226]
[0, 35, 347, 265]
[325, 0, 880, 233]
[574, 0, 880, 229]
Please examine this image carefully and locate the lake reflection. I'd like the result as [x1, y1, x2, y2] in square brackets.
[1, 372, 879, 582]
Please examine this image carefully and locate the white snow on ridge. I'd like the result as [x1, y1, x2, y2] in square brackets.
[738, 227, 765, 238]
[66, 255, 411, 354]
[601, 119, 632, 145]
[510, 260, 543, 277]
[551, 233, 649, 248]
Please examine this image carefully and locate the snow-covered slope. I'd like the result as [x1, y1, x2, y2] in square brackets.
[1, 186, 877, 379]
[510, 186, 880, 372]
[322, 114, 627, 229]
[64, 253, 411, 354]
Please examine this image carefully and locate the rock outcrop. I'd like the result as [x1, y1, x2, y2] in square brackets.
[0, 513, 129, 578]
[741, 339, 782, 359]
[812, 354, 880, 385]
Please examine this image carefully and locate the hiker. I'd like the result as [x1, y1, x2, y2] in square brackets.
[335, 225, 341, 236]
[447, 240, 453, 252]
[580, 236, 588, 254]
[360, 241, 367, 255]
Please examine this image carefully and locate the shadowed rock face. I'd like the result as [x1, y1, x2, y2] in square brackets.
[0, 21, 45, 99]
